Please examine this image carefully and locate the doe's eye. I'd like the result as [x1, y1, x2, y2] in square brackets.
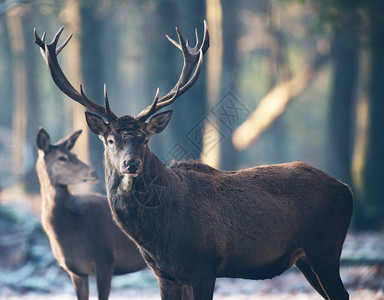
[107, 139, 114, 145]
[58, 156, 67, 162]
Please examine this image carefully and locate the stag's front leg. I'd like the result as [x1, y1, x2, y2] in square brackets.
[96, 265, 113, 300]
[158, 277, 184, 300]
[190, 270, 216, 300]
[69, 273, 89, 300]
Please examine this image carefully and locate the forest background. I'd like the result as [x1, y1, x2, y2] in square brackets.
[0, 0, 383, 231]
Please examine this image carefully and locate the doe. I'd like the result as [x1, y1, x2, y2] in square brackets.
[35, 128, 147, 300]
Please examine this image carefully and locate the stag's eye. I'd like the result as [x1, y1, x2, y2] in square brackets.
[107, 139, 114, 145]
[58, 156, 67, 162]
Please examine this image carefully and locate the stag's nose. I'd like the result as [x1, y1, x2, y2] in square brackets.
[123, 158, 141, 174]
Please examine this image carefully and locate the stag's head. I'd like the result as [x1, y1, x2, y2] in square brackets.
[36, 128, 99, 185]
[34, 22, 209, 177]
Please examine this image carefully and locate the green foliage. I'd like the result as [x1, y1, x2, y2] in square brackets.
[280, 0, 362, 34]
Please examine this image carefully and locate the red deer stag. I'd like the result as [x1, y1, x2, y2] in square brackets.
[35, 128, 147, 300]
[35, 23, 353, 300]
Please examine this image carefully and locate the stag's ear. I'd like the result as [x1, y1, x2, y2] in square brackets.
[36, 128, 51, 152]
[85, 112, 108, 136]
[147, 110, 173, 135]
[58, 129, 82, 150]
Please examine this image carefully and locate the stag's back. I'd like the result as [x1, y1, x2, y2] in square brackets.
[169, 161, 352, 277]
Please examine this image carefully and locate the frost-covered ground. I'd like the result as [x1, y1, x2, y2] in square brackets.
[0, 204, 383, 299]
[2, 265, 384, 299]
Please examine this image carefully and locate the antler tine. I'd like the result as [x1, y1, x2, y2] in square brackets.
[137, 88, 160, 120]
[34, 27, 117, 122]
[137, 21, 209, 121]
[34, 28, 47, 59]
[166, 33, 182, 51]
[104, 84, 117, 120]
[34, 28, 45, 49]
[154, 84, 181, 112]
[165, 20, 209, 56]
[159, 21, 209, 98]
[50, 26, 65, 48]
[193, 28, 200, 49]
[56, 33, 73, 55]
[201, 20, 210, 54]
[137, 85, 182, 121]
[175, 49, 203, 95]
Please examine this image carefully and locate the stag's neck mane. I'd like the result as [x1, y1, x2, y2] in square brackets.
[106, 150, 172, 209]
[105, 150, 175, 249]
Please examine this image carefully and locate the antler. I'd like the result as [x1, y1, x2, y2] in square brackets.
[34, 27, 117, 122]
[137, 20, 209, 121]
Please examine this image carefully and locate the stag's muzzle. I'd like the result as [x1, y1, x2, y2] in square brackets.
[121, 158, 142, 176]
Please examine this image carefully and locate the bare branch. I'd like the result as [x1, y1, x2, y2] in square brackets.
[233, 53, 330, 150]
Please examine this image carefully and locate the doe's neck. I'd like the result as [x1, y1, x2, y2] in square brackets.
[36, 158, 71, 209]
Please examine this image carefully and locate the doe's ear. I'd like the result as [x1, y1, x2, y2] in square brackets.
[85, 112, 108, 136]
[36, 127, 51, 152]
[57, 129, 82, 150]
[147, 110, 173, 135]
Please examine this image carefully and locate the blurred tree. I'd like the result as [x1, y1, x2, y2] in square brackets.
[266, 1, 291, 163]
[310, 0, 384, 229]
[327, 0, 358, 185]
[0, 16, 13, 128]
[79, 0, 107, 192]
[293, 0, 384, 229]
[0, 14, 14, 190]
[141, 0, 179, 162]
[6, 3, 40, 193]
[232, 52, 329, 150]
[218, 0, 241, 170]
[59, 0, 93, 192]
[176, 0, 207, 161]
[232, 1, 330, 151]
[203, 0, 222, 168]
[353, 0, 384, 229]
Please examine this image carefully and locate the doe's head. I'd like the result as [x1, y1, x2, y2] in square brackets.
[36, 128, 99, 186]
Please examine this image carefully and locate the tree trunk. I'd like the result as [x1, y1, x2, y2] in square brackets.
[354, 0, 384, 229]
[141, 0, 178, 163]
[218, 0, 240, 170]
[202, 0, 223, 168]
[328, 2, 358, 185]
[266, 2, 290, 164]
[175, 1, 207, 161]
[6, 4, 39, 193]
[0, 17, 13, 127]
[79, 0, 106, 193]
[59, 0, 93, 193]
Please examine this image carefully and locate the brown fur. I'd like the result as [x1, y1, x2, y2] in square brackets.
[35, 128, 147, 300]
[84, 114, 353, 300]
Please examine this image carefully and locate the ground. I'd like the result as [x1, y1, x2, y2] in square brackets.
[2, 266, 384, 299]
[0, 202, 383, 299]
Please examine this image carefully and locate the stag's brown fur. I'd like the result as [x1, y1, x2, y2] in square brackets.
[102, 128, 353, 300]
[35, 128, 146, 300]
